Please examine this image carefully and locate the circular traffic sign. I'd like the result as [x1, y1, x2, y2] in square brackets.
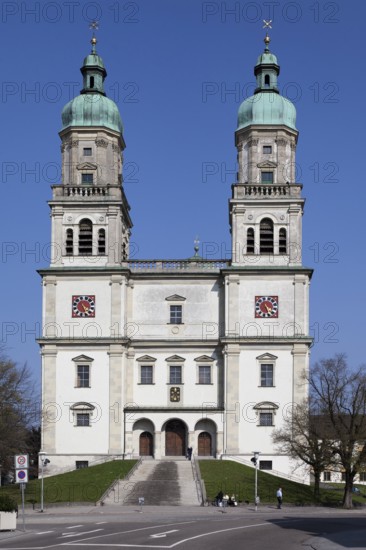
[17, 456, 26, 466]
[17, 470, 26, 480]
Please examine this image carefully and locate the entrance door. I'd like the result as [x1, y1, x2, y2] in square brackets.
[198, 432, 212, 456]
[165, 420, 186, 456]
[139, 431, 153, 456]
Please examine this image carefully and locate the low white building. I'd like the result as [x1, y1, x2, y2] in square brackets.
[39, 31, 312, 478]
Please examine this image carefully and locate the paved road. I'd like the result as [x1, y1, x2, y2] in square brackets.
[1, 505, 366, 549]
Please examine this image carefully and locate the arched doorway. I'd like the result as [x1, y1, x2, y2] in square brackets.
[139, 431, 153, 456]
[165, 420, 186, 456]
[198, 432, 212, 456]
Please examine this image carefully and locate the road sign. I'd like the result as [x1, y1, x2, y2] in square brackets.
[15, 454, 29, 469]
[15, 469, 28, 483]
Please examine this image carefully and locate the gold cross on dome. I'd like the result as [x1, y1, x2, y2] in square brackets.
[89, 20, 99, 34]
[263, 20, 272, 29]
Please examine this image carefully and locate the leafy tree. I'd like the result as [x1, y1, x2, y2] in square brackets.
[309, 354, 366, 509]
[0, 355, 38, 476]
[272, 398, 335, 500]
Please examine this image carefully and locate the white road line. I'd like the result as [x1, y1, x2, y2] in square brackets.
[36, 531, 55, 535]
[60, 529, 104, 538]
[96, 521, 108, 524]
[151, 530, 178, 538]
[65, 525, 84, 529]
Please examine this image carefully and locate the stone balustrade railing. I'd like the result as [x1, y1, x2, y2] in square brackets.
[233, 183, 302, 199]
[128, 259, 229, 271]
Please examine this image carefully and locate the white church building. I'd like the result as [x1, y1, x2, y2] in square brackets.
[39, 30, 312, 477]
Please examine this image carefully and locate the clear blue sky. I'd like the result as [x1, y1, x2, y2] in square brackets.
[1, 1, 364, 387]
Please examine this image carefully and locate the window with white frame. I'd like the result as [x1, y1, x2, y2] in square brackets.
[169, 365, 182, 384]
[198, 365, 211, 384]
[254, 401, 278, 427]
[260, 363, 274, 387]
[70, 402, 95, 427]
[140, 365, 153, 384]
[170, 305, 182, 324]
[72, 355, 93, 388]
[76, 365, 90, 388]
[323, 471, 331, 481]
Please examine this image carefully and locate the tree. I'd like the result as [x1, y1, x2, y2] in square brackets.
[0, 355, 38, 475]
[309, 354, 366, 509]
[272, 398, 335, 500]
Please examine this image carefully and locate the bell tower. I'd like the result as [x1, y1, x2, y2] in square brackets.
[49, 32, 132, 267]
[230, 30, 304, 267]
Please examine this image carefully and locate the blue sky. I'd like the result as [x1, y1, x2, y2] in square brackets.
[1, 0, 364, 387]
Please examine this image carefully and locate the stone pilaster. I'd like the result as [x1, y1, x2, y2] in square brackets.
[224, 344, 240, 454]
[41, 346, 58, 454]
[108, 345, 123, 454]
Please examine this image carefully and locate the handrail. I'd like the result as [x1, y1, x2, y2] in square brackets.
[221, 455, 308, 485]
[97, 458, 142, 506]
[191, 455, 206, 506]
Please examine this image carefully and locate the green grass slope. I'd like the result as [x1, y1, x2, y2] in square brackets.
[0, 460, 137, 505]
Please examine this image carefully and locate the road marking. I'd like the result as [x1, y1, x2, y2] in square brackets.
[60, 529, 104, 538]
[96, 522, 108, 524]
[66, 525, 84, 529]
[151, 530, 178, 538]
[36, 531, 54, 535]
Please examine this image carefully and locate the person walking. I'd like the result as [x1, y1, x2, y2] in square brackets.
[276, 487, 283, 509]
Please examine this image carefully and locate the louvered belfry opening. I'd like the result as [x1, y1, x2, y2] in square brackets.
[247, 227, 255, 254]
[78, 219, 93, 255]
[65, 228, 73, 255]
[279, 228, 287, 254]
[260, 218, 274, 254]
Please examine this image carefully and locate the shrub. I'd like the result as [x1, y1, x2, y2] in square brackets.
[0, 495, 18, 512]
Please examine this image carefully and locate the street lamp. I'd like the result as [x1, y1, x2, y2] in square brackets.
[38, 452, 50, 512]
[251, 451, 260, 511]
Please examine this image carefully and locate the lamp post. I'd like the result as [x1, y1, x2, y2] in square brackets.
[39, 452, 50, 512]
[253, 451, 260, 512]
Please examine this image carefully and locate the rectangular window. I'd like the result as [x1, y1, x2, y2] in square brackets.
[259, 460, 272, 470]
[341, 472, 346, 482]
[263, 146, 272, 154]
[76, 461, 89, 469]
[77, 365, 90, 388]
[170, 305, 182, 324]
[260, 364, 273, 387]
[198, 365, 211, 384]
[359, 472, 366, 482]
[261, 171, 273, 184]
[170, 365, 182, 384]
[141, 365, 153, 384]
[259, 412, 273, 426]
[323, 471, 331, 481]
[76, 413, 90, 427]
[82, 173, 93, 184]
[83, 148, 92, 156]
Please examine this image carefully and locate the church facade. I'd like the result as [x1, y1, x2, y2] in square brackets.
[39, 32, 312, 478]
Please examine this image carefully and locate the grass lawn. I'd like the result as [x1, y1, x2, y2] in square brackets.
[0, 460, 137, 505]
[198, 460, 366, 507]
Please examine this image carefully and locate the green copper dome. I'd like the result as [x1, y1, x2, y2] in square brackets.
[61, 41, 123, 134]
[237, 35, 296, 131]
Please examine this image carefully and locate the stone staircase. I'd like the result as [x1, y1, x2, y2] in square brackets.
[103, 459, 200, 506]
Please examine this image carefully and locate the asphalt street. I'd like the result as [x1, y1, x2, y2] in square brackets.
[1, 505, 366, 549]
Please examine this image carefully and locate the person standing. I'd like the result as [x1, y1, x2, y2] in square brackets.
[276, 487, 283, 509]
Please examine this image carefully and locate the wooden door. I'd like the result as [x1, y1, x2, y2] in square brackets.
[165, 420, 185, 456]
[139, 432, 153, 456]
[198, 432, 211, 456]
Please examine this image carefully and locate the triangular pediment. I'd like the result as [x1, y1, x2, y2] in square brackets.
[165, 355, 185, 362]
[257, 161, 277, 169]
[136, 355, 157, 362]
[256, 353, 278, 361]
[165, 295, 186, 301]
[194, 355, 214, 363]
[76, 162, 98, 170]
[72, 354, 94, 363]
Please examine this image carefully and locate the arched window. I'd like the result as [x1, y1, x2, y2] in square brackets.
[98, 229, 106, 255]
[264, 74, 270, 87]
[90, 76, 94, 89]
[122, 243, 127, 260]
[247, 228, 255, 254]
[260, 218, 274, 254]
[279, 228, 287, 254]
[65, 228, 73, 256]
[78, 219, 93, 256]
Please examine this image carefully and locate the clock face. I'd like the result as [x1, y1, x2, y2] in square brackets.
[255, 296, 278, 318]
[170, 387, 180, 402]
[72, 295, 96, 318]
